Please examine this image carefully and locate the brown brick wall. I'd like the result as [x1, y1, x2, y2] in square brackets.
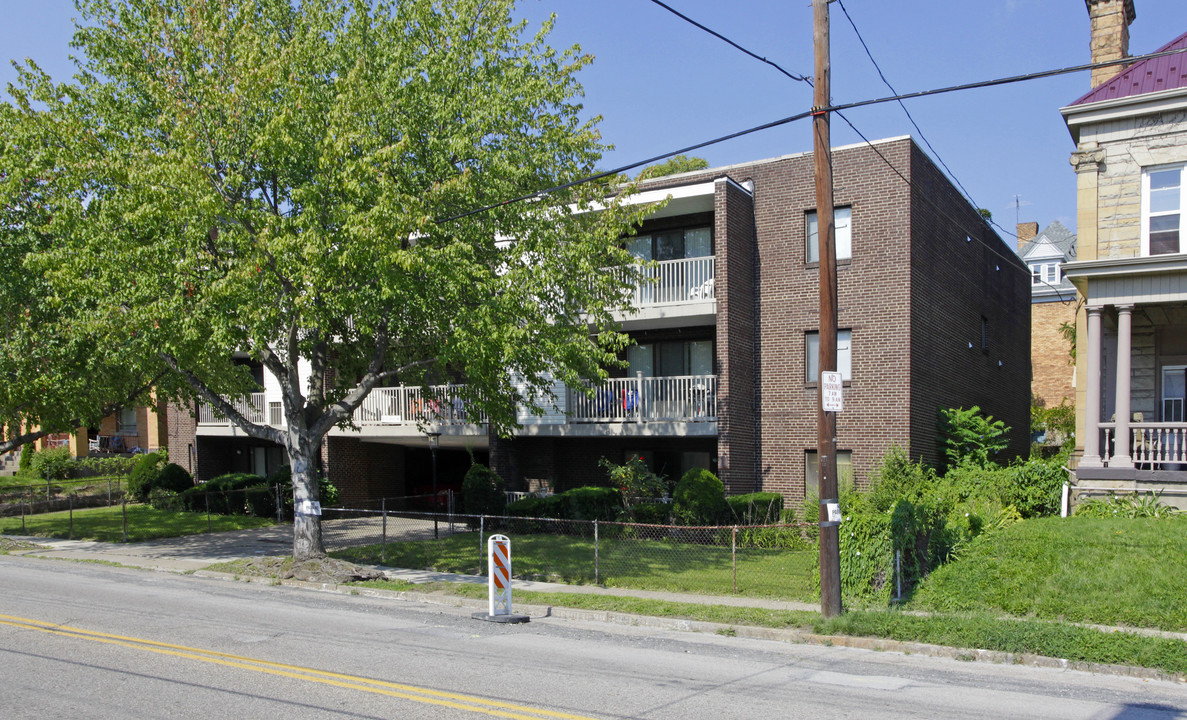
[908, 143, 1032, 468]
[325, 436, 406, 507]
[1031, 300, 1077, 408]
[165, 402, 199, 478]
[715, 178, 760, 494]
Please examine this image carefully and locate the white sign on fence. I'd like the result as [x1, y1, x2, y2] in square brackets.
[821, 371, 844, 412]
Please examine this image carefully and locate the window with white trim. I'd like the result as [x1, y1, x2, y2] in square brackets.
[805, 329, 852, 382]
[1143, 165, 1185, 256]
[1029, 262, 1061, 286]
[806, 207, 852, 263]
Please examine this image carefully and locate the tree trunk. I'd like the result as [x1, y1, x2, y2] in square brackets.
[287, 433, 325, 560]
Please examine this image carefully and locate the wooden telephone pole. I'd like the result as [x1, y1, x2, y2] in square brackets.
[813, 0, 843, 618]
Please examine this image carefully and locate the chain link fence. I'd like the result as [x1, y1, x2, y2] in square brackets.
[0, 477, 128, 518]
[322, 505, 817, 599]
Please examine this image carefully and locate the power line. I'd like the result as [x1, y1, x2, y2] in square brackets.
[645, 0, 812, 85]
[436, 45, 1187, 224]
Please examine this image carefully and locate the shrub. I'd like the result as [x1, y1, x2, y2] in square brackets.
[31, 446, 75, 481]
[864, 446, 937, 513]
[506, 495, 557, 519]
[244, 484, 278, 518]
[726, 492, 784, 525]
[561, 486, 621, 521]
[127, 452, 165, 502]
[1073, 492, 1177, 519]
[462, 463, 505, 516]
[599, 456, 666, 516]
[181, 473, 265, 514]
[155, 463, 194, 494]
[629, 502, 671, 525]
[148, 488, 184, 512]
[938, 406, 1010, 470]
[77, 455, 139, 476]
[673, 468, 728, 525]
[19, 443, 33, 472]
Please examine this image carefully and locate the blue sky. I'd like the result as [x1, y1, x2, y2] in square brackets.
[4, 0, 1184, 245]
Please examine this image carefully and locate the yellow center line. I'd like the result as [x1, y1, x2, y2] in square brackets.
[0, 613, 600, 720]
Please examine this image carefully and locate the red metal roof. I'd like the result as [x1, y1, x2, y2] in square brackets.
[1071, 30, 1187, 106]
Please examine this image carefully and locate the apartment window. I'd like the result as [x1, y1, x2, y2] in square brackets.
[628, 340, 713, 377]
[805, 450, 854, 497]
[1143, 165, 1185, 256]
[117, 407, 137, 435]
[805, 330, 852, 383]
[806, 207, 852, 263]
[628, 226, 712, 261]
[1029, 262, 1061, 285]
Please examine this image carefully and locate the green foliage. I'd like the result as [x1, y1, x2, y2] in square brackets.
[1073, 492, 1177, 519]
[941, 457, 1065, 519]
[148, 488, 184, 512]
[600, 456, 666, 517]
[155, 463, 194, 494]
[863, 446, 937, 513]
[628, 503, 671, 525]
[461, 463, 505, 517]
[126, 452, 166, 502]
[76, 455, 139, 476]
[181, 473, 266, 514]
[18, 444, 32, 471]
[31, 446, 75, 481]
[636, 154, 710, 180]
[560, 486, 621, 521]
[725, 492, 784, 525]
[938, 406, 1010, 470]
[1031, 396, 1075, 448]
[672, 468, 728, 525]
[505, 495, 563, 519]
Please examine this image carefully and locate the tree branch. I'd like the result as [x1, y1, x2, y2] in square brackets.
[159, 353, 283, 444]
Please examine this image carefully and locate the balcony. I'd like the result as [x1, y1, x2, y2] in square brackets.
[569, 374, 716, 423]
[613, 257, 715, 330]
[197, 392, 268, 425]
[353, 385, 486, 427]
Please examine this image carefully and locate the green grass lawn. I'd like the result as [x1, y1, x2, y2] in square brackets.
[332, 532, 818, 601]
[909, 514, 1187, 632]
[0, 504, 275, 542]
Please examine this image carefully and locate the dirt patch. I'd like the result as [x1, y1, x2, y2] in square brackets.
[235, 555, 386, 584]
[0, 537, 45, 554]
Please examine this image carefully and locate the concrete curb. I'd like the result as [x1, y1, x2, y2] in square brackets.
[187, 568, 1186, 685]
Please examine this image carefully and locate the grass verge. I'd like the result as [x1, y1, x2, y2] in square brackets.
[330, 532, 817, 601]
[350, 578, 1187, 676]
[0, 504, 274, 542]
[909, 515, 1187, 632]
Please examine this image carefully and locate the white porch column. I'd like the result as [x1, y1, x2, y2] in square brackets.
[1081, 306, 1105, 467]
[1112, 305, 1134, 468]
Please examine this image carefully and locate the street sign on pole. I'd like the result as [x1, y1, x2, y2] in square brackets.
[821, 371, 843, 412]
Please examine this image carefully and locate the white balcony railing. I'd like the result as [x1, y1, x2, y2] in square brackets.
[570, 374, 716, 423]
[1103, 422, 1187, 468]
[354, 384, 485, 426]
[628, 257, 715, 309]
[197, 392, 268, 425]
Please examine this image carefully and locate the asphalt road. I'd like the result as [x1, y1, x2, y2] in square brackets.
[2, 555, 1184, 720]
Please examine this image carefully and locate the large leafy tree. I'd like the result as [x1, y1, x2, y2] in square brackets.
[1, 0, 648, 558]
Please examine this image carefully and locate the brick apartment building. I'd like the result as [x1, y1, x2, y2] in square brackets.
[170, 135, 1031, 505]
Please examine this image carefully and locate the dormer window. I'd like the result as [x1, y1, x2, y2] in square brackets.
[1030, 262, 1061, 286]
[1142, 165, 1185, 256]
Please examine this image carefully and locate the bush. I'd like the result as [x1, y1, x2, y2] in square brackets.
[76, 455, 139, 476]
[148, 488, 184, 512]
[1073, 492, 1177, 519]
[673, 468, 728, 525]
[629, 502, 671, 525]
[506, 495, 560, 519]
[181, 472, 265, 514]
[19, 443, 33, 472]
[462, 463, 505, 516]
[155, 463, 194, 494]
[244, 484, 278, 518]
[31, 446, 75, 481]
[560, 486, 621, 521]
[938, 406, 1010, 470]
[599, 456, 666, 518]
[726, 492, 784, 525]
[127, 452, 166, 502]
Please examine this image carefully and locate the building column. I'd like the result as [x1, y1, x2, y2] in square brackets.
[1081, 306, 1105, 467]
[1111, 305, 1134, 467]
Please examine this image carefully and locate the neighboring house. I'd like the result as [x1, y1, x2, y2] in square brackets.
[172, 135, 1031, 506]
[1018, 220, 1078, 411]
[1060, 0, 1187, 505]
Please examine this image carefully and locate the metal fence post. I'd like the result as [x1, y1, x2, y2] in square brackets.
[205, 493, 211, 533]
[479, 516, 484, 570]
[594, 519, 600, 585]
[69, 494, 74, 540]
[107, 479, 112, 507]
[22, 488, 27, 533]
[732, 526, 738, 594]
[381, 497, 387, 565]
[122, 496, 128, 543]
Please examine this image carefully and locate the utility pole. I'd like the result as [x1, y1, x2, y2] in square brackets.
[813, 0, 842, 618]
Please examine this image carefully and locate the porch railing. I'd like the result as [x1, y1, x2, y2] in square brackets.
[197, 392, 267, 425]
[570, 374, 716, 423]
[354, 385, 485, 426]
[628, 257, 715, 308]
[1101, 422, 1187, 468]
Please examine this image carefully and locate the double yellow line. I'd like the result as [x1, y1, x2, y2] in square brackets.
[0, 613, 599, 720]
